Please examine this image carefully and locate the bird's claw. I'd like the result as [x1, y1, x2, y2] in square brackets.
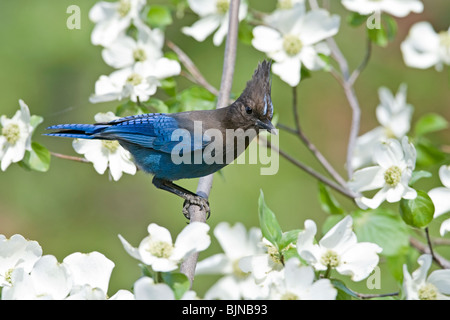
[182, 195, 210, 220]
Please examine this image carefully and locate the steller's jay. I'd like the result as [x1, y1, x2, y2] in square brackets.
[47, 60, 276, 217]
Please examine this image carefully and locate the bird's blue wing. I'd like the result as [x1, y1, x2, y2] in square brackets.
[99, 113, 210, 153]
[47, 113, 211, 153]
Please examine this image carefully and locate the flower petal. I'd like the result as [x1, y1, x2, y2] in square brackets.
[298, 9, 340, 46]
[63, 252, 115, 294]
[439, 165, 450, 189]
[337, 242, 382, 281]
[182, 15, 222, 42]
[272, 58, 301, 87]
[172, 222, 210, 261]
[252, 26, 283, 54]
[319, 216, 356, 252]
[428, 187, 450, 218]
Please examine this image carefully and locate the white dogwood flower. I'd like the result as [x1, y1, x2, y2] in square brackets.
[1, 255, 72, 300]
[0, 100, 41, 171]
[72, 112, 136, 182]
[182, 0, 248, 46]
[352, 84, 413, 169]
[0, 234, 42, 287]
[133, 277, 197, 300]
[119, 222, 210, 272]
[89, 0, 146, 46]
[269, 258, 337, 300]
[63, 251, 115, 299]
[297, 216, 382, 281]
[102, 24, 165, 69]
[196, 222, 267, 300]
[428, 165, 450, 236]
[252, 4, 340, 86]
[342, 0, 423, 17]
[90, 59, 181, 103]
[401, 22, 450, 71]
[349, 137, 417, 209]
[403, 254, 450, 300]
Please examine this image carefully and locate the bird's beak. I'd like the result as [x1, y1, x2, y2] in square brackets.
[256, 119, 278, 135]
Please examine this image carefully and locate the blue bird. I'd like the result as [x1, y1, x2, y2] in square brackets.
[46, 61, 276, 218]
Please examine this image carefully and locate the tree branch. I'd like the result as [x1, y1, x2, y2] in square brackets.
[166, 40, 219, 96]
[309, 0, 363, 180]
[179, 0, 241, 286]
[261, 136, 359, 199]
[410, 237, 450, 269]
[289, 86, 348, 188]
[50, 152, 89, 163]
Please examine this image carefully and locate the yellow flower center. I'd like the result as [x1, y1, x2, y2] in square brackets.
[216, 0, 230, 14]
[148, 240, 174, 259]
[4, 268, 14, 284]
[384, 165, 402, 187]
[2, 123, 21, 144]
[321, 249, 340, 268]
[117, 0, 131, 17]
[267, 245, 283, 265]
[133, 48, 147, 62]
[418, 283, 438, 300]
[102, 140, 120, 153]
[439, 31, 450, 56]
[281, 291, 299, 300]
[283, 34, 303, 56]
[126, 73, 143, 86]
[277, 0, 293, 10]
[232, 259, 249, 278]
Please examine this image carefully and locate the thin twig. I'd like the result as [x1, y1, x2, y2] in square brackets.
[356, 291, 399, 300]
[261, 136, 358, 199]
[166, 40, 219, 97]
[179, 0, 241, 286]
[425, 227, 439, 266]
[349, 37, 372, 86]
[410, 237, 450, 269]
[290, 86, 348, 188]
[50, 152, 89, 163]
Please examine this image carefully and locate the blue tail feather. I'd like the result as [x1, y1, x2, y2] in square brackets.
[45, 123, 109, 140]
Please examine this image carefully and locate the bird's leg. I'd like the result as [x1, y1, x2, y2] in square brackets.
[152, 177, 210, 219]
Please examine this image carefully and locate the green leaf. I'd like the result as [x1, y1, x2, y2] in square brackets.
[347, 12, 369, 27]
[331, 279, 359, 300]
[353, 208, 410, 256]
[367, 14, 397, 47]
[258, 190, 282, 248]
[30, 115, 44, 130]
[368, 26, 388, 47]
[300, 66, 311, 82]
[160, 77, 177, 97]
[178, 86, 216, 111]
[383, 14, 398, 42]
[400, 190, 435, 228]
[161, 272, 190, 300]
[318, 182, 345, 215]
[279, 229, 301, 250]
[414, 113, 448, 137]
[415, 138, 447, 167]
[147, 5, 173, 28]
[409, 170, 432, 185]
[146, 98, 169, 113]
[19, 142, 51, 172]
[238, 20, 253, 45]
[115, 100, 147, 116]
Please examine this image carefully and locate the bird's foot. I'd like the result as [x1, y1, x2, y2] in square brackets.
[182, 195, 210, 220]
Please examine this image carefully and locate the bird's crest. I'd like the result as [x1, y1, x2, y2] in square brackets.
[240, 60, 273, 119]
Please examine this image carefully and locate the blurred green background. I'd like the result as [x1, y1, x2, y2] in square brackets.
[0, 0, 449, 297]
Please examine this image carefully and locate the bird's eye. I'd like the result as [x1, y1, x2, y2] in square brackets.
[245, 106, 253, 115]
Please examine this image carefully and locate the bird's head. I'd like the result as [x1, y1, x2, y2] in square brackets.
[232, 60, 276, 134]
